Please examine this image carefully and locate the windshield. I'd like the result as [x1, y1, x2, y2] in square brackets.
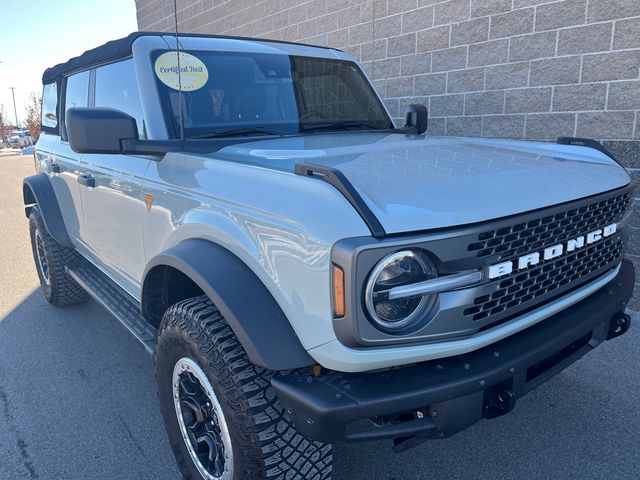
[153, 50, 394, 138]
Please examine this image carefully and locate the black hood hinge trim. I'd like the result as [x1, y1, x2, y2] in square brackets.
[295, 163, 386, 238]
[557, 137, 621, 165]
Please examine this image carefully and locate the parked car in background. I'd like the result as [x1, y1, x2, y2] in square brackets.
[7, 130, 33, 147]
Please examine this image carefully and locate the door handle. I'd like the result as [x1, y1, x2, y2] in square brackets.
[77, 173, 95, 188]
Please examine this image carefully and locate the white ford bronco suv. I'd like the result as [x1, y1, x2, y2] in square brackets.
[25, 32, 634, 480]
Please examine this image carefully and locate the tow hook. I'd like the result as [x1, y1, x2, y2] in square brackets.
[485, 387, 516, 419]
[607, 312, 631, 340]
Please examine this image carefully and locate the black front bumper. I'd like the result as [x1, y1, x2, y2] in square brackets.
[272, 260, 634, 447]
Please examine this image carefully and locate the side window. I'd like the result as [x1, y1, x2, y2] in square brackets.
[41, 82, 58, 129]
[64, 70, 90, 138]
[95, 59, 145, 138]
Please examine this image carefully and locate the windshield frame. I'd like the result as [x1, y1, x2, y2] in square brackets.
[151, 49, 395, 139]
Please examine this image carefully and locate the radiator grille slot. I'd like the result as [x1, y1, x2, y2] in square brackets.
[467, 193, 630, 259]
[464, 238, 623, 321]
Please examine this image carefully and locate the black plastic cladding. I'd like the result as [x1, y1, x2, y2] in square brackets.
[295, 163, 386, 237]
[467, 192, 630, 258]
[464, 192, 630, 321]
[557, 136, 619, 164]
[331, 183, 634, 348]
[272, 261, 634, 444]
[465, 239, 624, 321]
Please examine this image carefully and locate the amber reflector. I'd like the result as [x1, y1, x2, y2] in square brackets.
[332, 265, 345, 318]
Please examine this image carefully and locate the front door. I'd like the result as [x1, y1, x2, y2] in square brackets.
[77, 153, 150, 297]
[76, 59, 150, 297]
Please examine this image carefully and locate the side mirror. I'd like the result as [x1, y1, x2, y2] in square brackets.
[66, 107, 138, 154]
[404, 104, 428, 134]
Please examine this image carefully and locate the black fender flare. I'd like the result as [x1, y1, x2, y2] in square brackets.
[23, 173, 73, 248]
[143, 239, 314, 371]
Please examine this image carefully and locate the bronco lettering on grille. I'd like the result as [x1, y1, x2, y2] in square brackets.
[488, 223, 618, 279]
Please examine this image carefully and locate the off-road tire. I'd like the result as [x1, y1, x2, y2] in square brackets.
[29, 206, 88, 307]
[156, 295, 332, 480]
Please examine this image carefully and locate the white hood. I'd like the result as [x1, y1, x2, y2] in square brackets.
[215, 133, 631, 234]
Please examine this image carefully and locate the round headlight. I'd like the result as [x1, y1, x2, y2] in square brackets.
[364, 250, 437, 333]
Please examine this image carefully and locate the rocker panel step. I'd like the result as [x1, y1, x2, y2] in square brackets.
[66, 258, 156, 353]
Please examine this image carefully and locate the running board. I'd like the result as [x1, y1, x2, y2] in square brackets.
[66, 258, 156, 353]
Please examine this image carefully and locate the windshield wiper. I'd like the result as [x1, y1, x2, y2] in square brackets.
[188, 127, 284, 139]
[189, 121, 392, 138]
[301, 120, 391, 132]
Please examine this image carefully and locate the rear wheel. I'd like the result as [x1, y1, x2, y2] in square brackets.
[28, 206, 88, 307]
[155, 295, 332, 480]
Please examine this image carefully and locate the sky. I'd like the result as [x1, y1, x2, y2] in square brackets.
[0, 0, 138, 127]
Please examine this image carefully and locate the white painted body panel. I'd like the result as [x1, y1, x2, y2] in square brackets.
[139, 138, 630, 362]
[142, 153, 369, 349]
[37, 135, 84, 241]
[34, 34, 633, 372]
[77, 153, 151, 298]
[213, 133, 631, 233]
[309, 265, 620, 372]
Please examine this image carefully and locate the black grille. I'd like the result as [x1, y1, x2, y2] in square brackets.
[467, 192, 630, 258]
[462, 190, 632, 323]
[464, 238, 623, 321]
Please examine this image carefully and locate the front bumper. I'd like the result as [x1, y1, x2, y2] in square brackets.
[272, 260, 634, 447]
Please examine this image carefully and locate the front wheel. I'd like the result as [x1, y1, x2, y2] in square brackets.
[155, 296, 332, 480]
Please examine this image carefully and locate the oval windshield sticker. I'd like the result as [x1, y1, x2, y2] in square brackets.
[154, 51, 208, 91]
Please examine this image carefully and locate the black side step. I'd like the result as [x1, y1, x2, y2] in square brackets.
[66, 258, 156, 353]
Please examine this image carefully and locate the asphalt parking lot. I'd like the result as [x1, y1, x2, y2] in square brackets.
[1, 152, 639, 479]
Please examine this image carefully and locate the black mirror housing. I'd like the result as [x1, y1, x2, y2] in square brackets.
[404, 104, 428, 134]
[66, 107, 138, 154]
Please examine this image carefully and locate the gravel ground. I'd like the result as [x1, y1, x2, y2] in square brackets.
[1, 153, 639, 479]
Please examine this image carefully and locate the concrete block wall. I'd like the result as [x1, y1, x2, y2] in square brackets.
[136, 0, 640, 308]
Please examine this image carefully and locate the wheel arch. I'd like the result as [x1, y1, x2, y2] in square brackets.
[23, 173, 73, 248]
[142, 239, 314, 371]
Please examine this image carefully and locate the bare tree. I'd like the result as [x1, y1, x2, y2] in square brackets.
[0, 104, 9, 144]
[24, 92, 42, 140]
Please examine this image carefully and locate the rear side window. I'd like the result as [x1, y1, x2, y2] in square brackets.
[64, 70, 90, 138]
[95, 59, 145, 138]
[41, 82, 58, 130]
[65, 71, 90, 110]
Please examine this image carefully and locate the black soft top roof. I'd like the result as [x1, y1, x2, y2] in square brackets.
[42, 31, 337, 84]
[43, 32, 150, 83]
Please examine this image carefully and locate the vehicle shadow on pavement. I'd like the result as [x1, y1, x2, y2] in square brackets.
[1, 290, 638, 479]
[0, 290, 178, 480]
